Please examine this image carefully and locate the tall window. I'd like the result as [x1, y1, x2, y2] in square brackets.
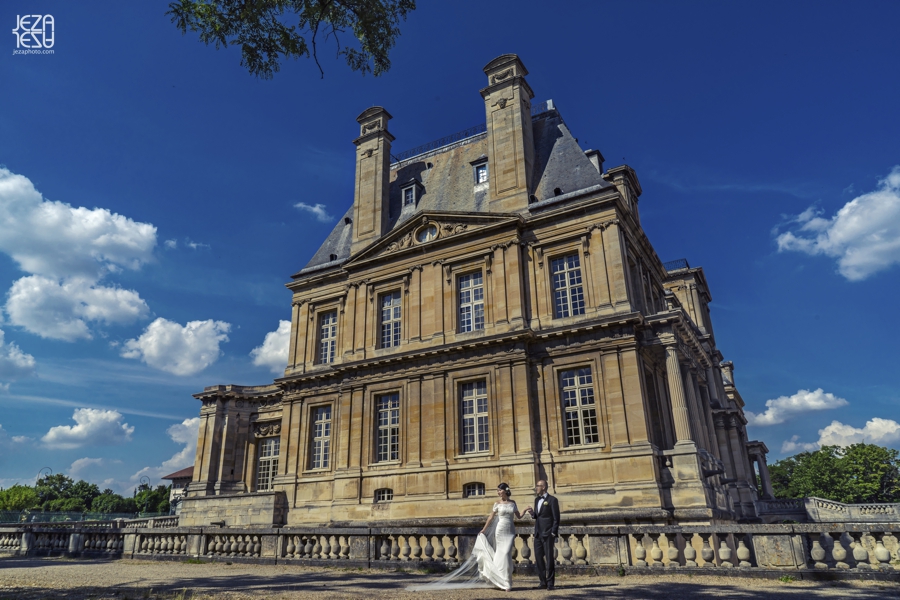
[380, 291, 401, 348]
[551, 254, 586, 317]
[256, 437, 280, 491]
[318, 311, 337, 364]
[310, 405, 332, 469]
[461, 380, 489, 453]
[560, 367, 599, 446]
[458, 272, 485, 333]
[403, 186, 415, 205]
[376, 393, 400, 462]
[474, 163, 488, 184]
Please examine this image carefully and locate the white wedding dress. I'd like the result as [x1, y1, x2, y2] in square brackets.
[408, 501, 517, 591]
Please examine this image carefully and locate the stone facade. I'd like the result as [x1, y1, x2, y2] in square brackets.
[185, 54, 772, 527]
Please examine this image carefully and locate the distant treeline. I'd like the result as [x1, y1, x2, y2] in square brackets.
[0, 473, 170, 514]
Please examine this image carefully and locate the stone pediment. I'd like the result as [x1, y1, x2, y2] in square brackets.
[345, 212, 519, 265]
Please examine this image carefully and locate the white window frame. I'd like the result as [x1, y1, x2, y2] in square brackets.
[256, 437, 280, 491]
[374, 488, 393, 503]
[460, 380, 489, 454]
[310, 405, 332, 470]
[474, 163, 488, 184]
[560, 367, 599, 446]
[318, 310, 337, 364]
[457, 272, 485, 333]
[464, 482, 485, 498]
[551, 253, 586, 318]
[380, 291, 402, 348]
[375, 392, 400, 462]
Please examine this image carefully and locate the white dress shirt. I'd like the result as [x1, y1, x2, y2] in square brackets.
[536, 493, 548, 513]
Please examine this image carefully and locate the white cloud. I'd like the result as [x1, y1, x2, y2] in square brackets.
[185, 239, 210, 250]
[0, 328, 35, 380]
[781, 418, 900, 453]
[6, 275, 148, 341]
[0, 423, 31, 449]
[250, 320, 290, 374]
[132, 417, 200, 484]
[0, 167, 157, 279]
[41, 408, 135, 450]
[776, 166, 900, 280]
[781, 435, 819, 454]
[294, 202, 334, 222]
[121, 318, 230, 376]
[164, 239, 177, 249]
[746, 388, 848, 426]
[0, 167, 156, 340]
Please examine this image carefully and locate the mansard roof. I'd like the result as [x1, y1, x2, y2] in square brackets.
[295, 105, 611, 278]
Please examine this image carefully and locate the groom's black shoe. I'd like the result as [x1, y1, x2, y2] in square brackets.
[534, 584, 546, 589]
[547, 585, 555, 590]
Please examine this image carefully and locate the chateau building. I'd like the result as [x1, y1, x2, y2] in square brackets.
[182, 54, 772, 527]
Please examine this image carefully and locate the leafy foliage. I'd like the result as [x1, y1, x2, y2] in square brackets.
[770, 443, 900, 503]
[0, 484, 39, 511]
[135, 484, 171, 514]
[167, 0, 416, 78]
[92, 492, 138, 514]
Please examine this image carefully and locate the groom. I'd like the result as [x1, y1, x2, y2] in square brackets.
[528, 479, 560, 590]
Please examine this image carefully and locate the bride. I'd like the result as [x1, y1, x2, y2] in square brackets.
[409, 482, 528, 592]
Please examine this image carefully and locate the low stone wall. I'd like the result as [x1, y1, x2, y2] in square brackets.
[178, 491, 287, 527]
[2, 518, 899, 579]
[757, 497, 900, 524]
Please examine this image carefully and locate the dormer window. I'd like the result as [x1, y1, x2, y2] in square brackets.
[403, 187, 415, 205]
[400, 179, 423, 207]
[471, 156, 488, 185]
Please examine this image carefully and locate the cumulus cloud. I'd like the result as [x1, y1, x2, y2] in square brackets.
[0, 329, 35, 380]
[0, 424, 31, 451]
[776, 166, 900, 280]
[746, 388, 848, 426]
[0, 167, 156, 339]
[6, 275, 148, 341]
[164, 239, 177, 249]
[782, 418, 900, 453]
[121, 318, 230, 376]
[41, 408, 135, 450]
[294, 202, 334, 222]
[250, 320, 290, 374]
[132, 417, 200, 484]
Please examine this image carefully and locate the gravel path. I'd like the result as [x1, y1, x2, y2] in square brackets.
[0, 557, 897, 599]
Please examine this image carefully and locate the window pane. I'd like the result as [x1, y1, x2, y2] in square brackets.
[458, 272, 485, 333]
[460, 380, 489, 454]
[560, 367, 598, 447]
[551, 254, 586, 318]
[376, 393, 400, 462]
[380, 292, 401, 347]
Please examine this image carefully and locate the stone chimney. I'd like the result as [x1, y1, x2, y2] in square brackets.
[720, 361, 735, 386]
[351, 107, 394, 254]
[603, 165, 643, 223]
[480, 54, 535, 212]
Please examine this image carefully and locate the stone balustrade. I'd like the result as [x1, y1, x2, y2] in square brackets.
[757, 497, 900, 524]
[1, 521, 898, 579]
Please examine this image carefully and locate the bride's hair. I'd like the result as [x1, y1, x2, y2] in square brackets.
[497, 483, 511, 497]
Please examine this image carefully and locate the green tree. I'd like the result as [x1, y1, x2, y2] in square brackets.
[0, 484, 39, 511]
[91, 492, 137, 514]
[770, 443, 900, 503]
[134, 484, 171, 515]
[168, 0, 416, 79]
[35, 474, 74, 510]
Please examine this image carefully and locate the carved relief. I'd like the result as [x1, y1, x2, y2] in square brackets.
[381, 222, 469, 255]
[253, 422, 281, 438]
[384, 232, 413, 254]
[361, 119, 382, 134]
[490, 68, 514, 84]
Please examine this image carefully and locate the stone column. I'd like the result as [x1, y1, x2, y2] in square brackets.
[756, 454, 775, 500]
[682, 369, 705, 451]
[664, 345, 693, 446]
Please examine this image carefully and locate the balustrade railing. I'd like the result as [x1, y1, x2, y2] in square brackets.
[1, 522, 897, 576]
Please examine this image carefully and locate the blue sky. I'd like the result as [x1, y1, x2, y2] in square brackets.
[1, 1, 898, 493]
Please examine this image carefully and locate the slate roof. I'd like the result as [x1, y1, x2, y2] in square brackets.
[161, 466, 194, 480]
[296, 105, 610, 277]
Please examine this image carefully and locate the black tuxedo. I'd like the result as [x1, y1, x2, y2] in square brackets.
[533, 493, 560, 588]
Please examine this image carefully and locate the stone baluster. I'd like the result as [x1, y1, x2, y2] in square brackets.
[340, 536, 350, 560]
[400, 535, 411, 561]
[390, 535, 400, 561]
[509, 538, 518, 562]
[849, 532, 869, 570]
[422, 536, 434, 562]
[304, 535, 315, 558]
[557, 534, 572, 565]
[434, 536, 446, 562]
[665, 533, 680, 568]
[323, 535, 333, 559]
[446, 536, 458, 564]
[699, 533, 715, 567]
[872, 532, 893, 571]
[285, 535, 296, 558]
[252, 536, 261, 557]
[829, 532, 849, 569]
[648, 534, 663, 568]
[683, 534, 698, 567]
[634, 534, 648, 567]
[311, 535, 321, 559]
[808, 532, 827, 569]
[718, 537, 734, 568]
[517, 534, 532, 565]
[736, 534, 753, 568]
[409, 535, 421, 561]
[573, 534, 588, 566]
